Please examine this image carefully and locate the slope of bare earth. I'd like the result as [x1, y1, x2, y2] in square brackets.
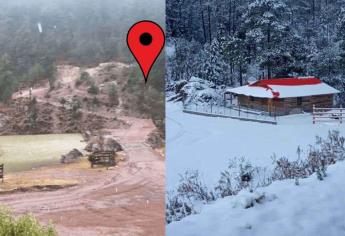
[0, 62, 165, 235]
[1, 62, 133, 135]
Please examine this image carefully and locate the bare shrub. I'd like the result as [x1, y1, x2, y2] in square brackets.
[177, 170, 215, 203]
[273, 130, 345, 182]
[166, 192, 195, 224]
[272, 157, 308, 180]
[216, 157, 272, 198]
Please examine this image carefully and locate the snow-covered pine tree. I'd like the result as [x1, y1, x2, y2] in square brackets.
[244, 0, 293, 78]
[223, 34, 248, 86]
[197, 39, 230, 85]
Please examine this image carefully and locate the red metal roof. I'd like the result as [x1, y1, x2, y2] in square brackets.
[250, 77, 322, 87]
[227, 77, 339, 98]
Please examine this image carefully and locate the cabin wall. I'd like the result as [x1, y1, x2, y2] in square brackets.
[238, 95, 269, 112]
[236, 94, 334, 116]
[309, 94, 333, 108]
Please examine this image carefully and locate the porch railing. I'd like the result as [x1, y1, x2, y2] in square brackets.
[183, 102, 277, 125]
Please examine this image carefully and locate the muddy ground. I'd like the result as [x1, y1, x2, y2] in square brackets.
[0, 62, 165, 235]
[0, 117, 164, 236]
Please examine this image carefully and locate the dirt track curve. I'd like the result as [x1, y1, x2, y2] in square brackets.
[0, 117, 165, 236]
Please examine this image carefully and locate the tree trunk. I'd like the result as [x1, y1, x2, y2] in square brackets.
[207, 4, 212, 43]
[232, 1, 236, 33]
[239, 64, 243, 86]
[228, 0, 232, 35]
[267, 66, 272, 79]
[199, 0, 207, 43]
[267, 27, 271, 79]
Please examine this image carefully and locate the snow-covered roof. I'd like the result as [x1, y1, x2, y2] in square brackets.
[226, 77, 340, 98]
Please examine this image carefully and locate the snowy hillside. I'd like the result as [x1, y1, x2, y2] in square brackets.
[166, 1, 345, 104]
[167, 160, 345, 236]
[167, 102, 345, 190]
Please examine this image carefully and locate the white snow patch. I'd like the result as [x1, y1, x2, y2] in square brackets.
[166, 45, 176, 57]
[167, 161, 345, 236]
[167, 102, 345, 190]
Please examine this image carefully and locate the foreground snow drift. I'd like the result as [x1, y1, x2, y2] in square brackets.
[167, 161, 345, 236]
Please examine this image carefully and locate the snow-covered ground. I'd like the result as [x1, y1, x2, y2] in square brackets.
[167, 160, 345, 236]
[167, 101, 345, 189]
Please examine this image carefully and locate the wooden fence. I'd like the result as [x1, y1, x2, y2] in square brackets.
[312, 105, 344, 124]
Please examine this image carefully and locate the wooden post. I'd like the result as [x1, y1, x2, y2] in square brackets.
[268, 99, 272, 116]
[313, 105, 315, 124]
[0, 164, 4, 183]
[340, 105, 343, 124]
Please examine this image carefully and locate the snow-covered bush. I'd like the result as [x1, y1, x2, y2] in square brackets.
[315, 130, 345, 162]
[215, 157, 272, 198]
[166, 192, 195, 224]
[166, 170, 215, 224]
[177, 170, 215, 203]
[272, 130, 345, 181]
[179, 76, 223, 105]
[168, 76, 229, 105]
[272, 156, 309, 180]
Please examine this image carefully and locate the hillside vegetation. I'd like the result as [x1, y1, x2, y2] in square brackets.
[0, 0, 164, 134]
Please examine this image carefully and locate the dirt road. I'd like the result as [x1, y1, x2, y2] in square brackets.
[0, 117, 165, 236]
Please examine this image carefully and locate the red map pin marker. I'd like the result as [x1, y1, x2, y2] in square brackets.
[127, 21, 165, 83]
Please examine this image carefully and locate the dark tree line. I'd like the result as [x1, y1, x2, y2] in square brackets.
[167, 0, 345, 103]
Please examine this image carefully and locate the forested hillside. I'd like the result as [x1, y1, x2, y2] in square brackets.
[166, 0, 345, 104]
[0, 0, 164, 101]
[0, 0, 164, 132]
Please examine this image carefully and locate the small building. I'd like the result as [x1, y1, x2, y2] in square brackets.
[225, 77, 340, 116]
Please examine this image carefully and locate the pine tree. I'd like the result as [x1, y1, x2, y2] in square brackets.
[244, 0, 293, 78]
[28, 97, 38, 129]
[197, 39, 229, 85]
[223, 34, 248, 85]
[0, 55, 16, 102]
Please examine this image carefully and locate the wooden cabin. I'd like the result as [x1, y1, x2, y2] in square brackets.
[225, 77, 340, 116]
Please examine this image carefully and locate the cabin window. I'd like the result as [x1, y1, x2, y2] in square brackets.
[297, 97, 302, 106]
[250, 96, 255, 102]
